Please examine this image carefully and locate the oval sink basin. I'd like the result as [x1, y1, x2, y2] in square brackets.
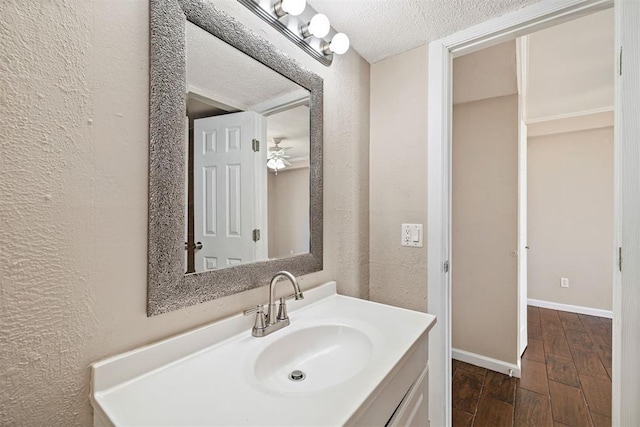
[253, 325, 373, 393]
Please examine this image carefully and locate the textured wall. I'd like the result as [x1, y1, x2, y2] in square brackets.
[528, 127, 613, 310]
[0, 1, 95, 424]
[0, 0, 369, 425]
[369, 46, 428, 312]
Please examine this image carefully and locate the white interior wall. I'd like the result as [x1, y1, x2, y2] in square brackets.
[526, 8, 614, 120]
[450, 42, 519, 365]
[453, 41, 517, 105]
[452, 94, 520, 364]
[528, 127, 614, 310]
[267, 168, 310, 258]
[0, 1, 370, 425]
[524, 10, 614, 312]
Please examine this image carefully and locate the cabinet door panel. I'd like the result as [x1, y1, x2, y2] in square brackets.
[388, 365, 429, 426]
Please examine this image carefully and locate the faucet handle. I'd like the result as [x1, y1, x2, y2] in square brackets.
[276, 290, 306, 321]
[243, 305, 263, 316]
[277, 297, 289, 321]
[244, 305, 267, 331]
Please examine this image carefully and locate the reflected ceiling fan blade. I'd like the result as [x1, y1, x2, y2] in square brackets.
[269, 137, 292, 152]
[268, 146, 293, 153]
[267, 150, 290, 160]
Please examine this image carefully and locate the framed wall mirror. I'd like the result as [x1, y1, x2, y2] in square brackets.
[148, 0, 323, 316]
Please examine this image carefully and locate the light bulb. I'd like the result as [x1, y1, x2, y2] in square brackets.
[307, 14, 330, 38]
[280, 0, 306, 16]
[275, 159, 286, 169]
[329, 33, 350, 55]
[267, 159, 277, 170]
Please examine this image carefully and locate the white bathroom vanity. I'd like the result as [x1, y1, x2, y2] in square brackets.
[91, 282, 436, 426]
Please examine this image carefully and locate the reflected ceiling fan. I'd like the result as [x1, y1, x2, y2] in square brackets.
[267, 138, 292, 175]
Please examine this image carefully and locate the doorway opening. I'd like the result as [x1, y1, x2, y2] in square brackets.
[425, 0, 629, 425]
[449, 10, 615, 424]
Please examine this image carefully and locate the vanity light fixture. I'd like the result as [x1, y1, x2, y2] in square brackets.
[237, 0, 350, 66]
[301, 14, 330, 38]
[323, 32, 350, 55]
[273, 0, 306, 17]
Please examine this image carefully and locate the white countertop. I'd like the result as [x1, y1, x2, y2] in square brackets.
[91, 282, 436, 426]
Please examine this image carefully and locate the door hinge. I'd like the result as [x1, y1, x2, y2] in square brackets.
[252, 139, 260, 152]
[618, 247, 622, 272]
[619, 47, 623, 76]
[444, 260, 449, 273]
[252, 229, 261, 242]
[618, 46, 622, 76]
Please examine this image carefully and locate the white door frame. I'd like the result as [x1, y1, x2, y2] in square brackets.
[614, 0, 640, 423]
[427, 1, 614, 425]
[516, 35, 529, 361]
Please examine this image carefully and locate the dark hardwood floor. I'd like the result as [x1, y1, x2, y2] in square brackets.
[452, 306, 612, 426]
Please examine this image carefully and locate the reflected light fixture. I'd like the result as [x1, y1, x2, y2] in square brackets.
[237, 0, 350, 66]
[267, 138, 292, 175]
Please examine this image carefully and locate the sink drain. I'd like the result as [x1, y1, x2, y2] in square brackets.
[288, 370, 306, 382]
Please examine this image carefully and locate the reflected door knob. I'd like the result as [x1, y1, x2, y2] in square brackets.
[185, 242, 203, 250]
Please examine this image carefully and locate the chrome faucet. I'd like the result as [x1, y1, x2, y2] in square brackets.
[243, 271, 304, 337]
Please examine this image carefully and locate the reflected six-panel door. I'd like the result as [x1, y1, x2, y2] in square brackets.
[193, 111, 267, 271]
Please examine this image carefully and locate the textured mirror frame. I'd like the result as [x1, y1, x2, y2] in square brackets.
[148, 0, 323, 316]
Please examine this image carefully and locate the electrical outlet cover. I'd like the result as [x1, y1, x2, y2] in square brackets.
[401, 224, 423, 248]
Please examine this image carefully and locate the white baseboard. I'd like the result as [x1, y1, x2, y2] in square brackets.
[527, 298, 613, 319]
[452, 348, 521, 378]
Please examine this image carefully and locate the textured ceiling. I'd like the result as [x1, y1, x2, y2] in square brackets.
[267, 105, 310, 160]
[186, 22, 310, 161]
[186, 21, 303, 110]
[308, 0, 543, 63]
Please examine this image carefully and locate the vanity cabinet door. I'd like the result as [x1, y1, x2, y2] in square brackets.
[387, 365, 429, 427]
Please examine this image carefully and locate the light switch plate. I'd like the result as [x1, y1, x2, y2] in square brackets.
[401, 224, 423, 247]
